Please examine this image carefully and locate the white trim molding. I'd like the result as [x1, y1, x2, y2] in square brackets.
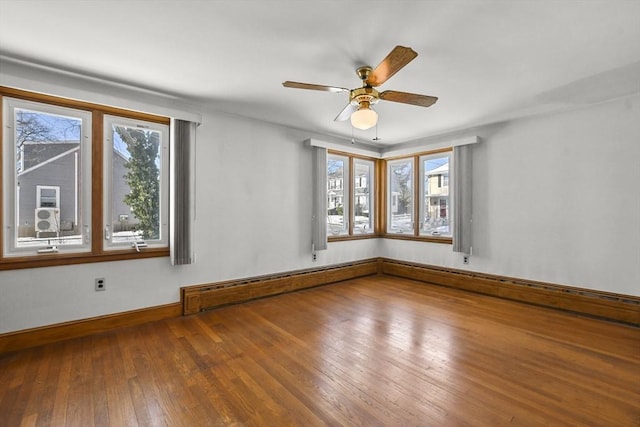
[0, 55, 202, 124]
[381, 136, 480, 158]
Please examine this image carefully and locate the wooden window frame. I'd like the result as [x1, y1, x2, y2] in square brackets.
[326, 148, 454, 244]
[0, 86, 170, 271]
[327, 150, 380, 241]
[382, 148, 453, 244]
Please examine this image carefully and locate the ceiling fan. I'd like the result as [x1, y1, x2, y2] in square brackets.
[283, 46, 438, 130]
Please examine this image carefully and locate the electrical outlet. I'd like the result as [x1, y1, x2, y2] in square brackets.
[312, 253, 317, 262]
[463, 255, 469, 265]
[95, 278, 106, 291]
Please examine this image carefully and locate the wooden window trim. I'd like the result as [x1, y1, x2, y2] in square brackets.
[415, 149, 453, 242]
[0, 87, 170, 270]
[379, 148, 454, 243]
[327, 147, 454, 244]
[0, 86, 170, 125]
[327, 150, 379, 241]
[0, 248, 170, 271]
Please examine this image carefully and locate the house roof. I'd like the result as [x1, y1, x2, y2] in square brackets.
[19, 142, 127, 176]
[21, 141, 79, 171]
[428, 163, 449, 175]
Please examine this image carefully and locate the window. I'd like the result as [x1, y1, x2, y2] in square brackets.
[327, 153, 349, 236]
[104, 115, 169, 249]
[353, 158, 374, 234]
[327, 151, 377, 238]
[1, 87, 170, 267]
[385, 149, 452, 242]
[420, 152, 451, 237]
[36, 186, 60, 208]
[2, 98, 92, 255]
[387, 158, 414, 235]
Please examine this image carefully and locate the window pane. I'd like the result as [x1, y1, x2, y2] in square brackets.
[106, 119, 167, 246]
[420, 154, 451, 236]
[7, 104, 89, 251]
[327, 154, 349, 236]
[388, 158, 413, 234]
[354, 159, 374, 234]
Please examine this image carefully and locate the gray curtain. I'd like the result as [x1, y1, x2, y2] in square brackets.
[453, 144, 472, 254]
[170, 119, 197, 265]
[311, 146, 328, 252]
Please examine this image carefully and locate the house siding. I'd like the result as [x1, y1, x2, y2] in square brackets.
[17, 150, 81, 237]
[17, 147, 137, 237]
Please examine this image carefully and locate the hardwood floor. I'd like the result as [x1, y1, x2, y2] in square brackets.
[1, 275, 639, 426]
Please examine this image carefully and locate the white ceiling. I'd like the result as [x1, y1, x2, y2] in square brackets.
[1, 0, 639, 146]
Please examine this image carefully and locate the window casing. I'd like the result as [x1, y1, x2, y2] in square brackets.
[1, 87, 170, 269]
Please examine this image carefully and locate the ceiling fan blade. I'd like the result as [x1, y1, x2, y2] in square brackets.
[380, 90, 438, 107]
[282, 81, 349, 93]
[366, 46, 418, 87]
[334, 103, 358, 121]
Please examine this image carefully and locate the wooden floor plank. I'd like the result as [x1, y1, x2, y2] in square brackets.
[101, 333, 138, 427]
[1, 275, 638, 426]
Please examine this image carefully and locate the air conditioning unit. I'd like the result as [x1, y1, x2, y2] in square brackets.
[35, 208, 60, 233]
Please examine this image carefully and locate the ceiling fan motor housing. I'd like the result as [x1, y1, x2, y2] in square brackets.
[350, 86, 379, 106]
[356, 65, 373, 81]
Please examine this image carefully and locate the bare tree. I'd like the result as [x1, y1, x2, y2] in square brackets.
[15, 110, 81, 171]
[16, 110, 58, 145]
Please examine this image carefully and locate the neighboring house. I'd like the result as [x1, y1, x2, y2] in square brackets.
[327, 175, 343, 211]
[424, 162, 449, 223]
[359, 161, 448, 224]
[327, 173, 370, 214]
[17, 142, 80, 238]
[17, 141, 136, 238]
[354, 174, 369, 216]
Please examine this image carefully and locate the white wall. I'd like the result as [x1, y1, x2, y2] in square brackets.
[1, 65, 638, 335]
[382, 94, 640, 296]
[0, 105, 378, 334]
[186, 110, 380, 282]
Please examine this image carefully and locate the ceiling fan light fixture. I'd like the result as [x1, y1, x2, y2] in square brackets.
[350, 102, 378, 130]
